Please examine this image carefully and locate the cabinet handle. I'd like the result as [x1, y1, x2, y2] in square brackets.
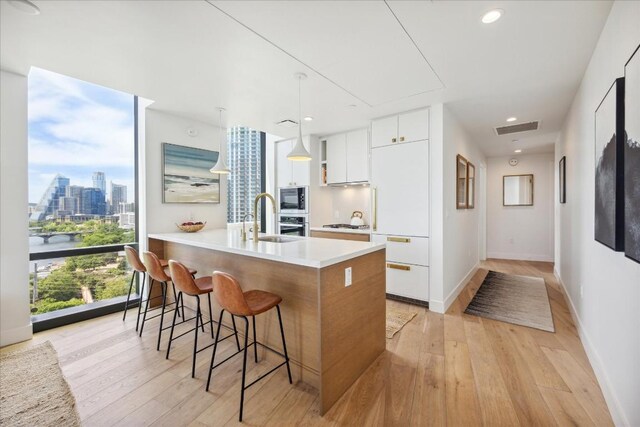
[391, 138, 397, 143]
[387, 263, 410, 271]
[387, 237, 411, 243]
[399, 136, 405, 142]
[372, 187, 377, 232]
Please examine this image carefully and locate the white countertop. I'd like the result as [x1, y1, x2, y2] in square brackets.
[309, 226, 371, 235]
[148, 228, 384, 268]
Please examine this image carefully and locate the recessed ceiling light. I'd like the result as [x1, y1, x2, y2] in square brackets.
[303, 116, 313, 122]
[507, 117, 517, 122]
[514, 149, 522, 153]
[482, 9, 503, 24]
[8, 0, 40, 15]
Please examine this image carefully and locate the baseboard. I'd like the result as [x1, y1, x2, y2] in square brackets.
[487, 252, 554, 262]
[428, 299, 444, 314]
[443, 262, 479, 313]
[553, 269, 629, 427]
[0, 323, 33, 348]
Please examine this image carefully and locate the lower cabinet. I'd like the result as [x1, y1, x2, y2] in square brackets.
[310, 230, 370, 242]
[372, 234, 429, 302]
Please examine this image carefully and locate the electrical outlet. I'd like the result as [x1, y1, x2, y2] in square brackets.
[345, 267, 352, 287]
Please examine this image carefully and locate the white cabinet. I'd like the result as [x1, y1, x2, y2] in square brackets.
[371, 109, 429, 148]
[371, 141, 429, 237]
[371, 107, 430, 303]
[324, 128, 369, 184]
[276, 138, 310, 187]
[326, 134, 347, 184]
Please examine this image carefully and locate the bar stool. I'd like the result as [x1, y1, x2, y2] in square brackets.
[205, 271, 292, 422]
[167, 261, 241, 378]
[122, 245, 169, 331]
[140, 251, 196, 351]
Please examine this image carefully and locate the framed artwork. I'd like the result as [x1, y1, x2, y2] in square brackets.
[162, 143, 221, 204]
[559, 156, 566, 204]
[456, 154, 468, 209]
[467, 162, 475, 209]
[594, 78, 625, 251]
[624, 44, 640, 263]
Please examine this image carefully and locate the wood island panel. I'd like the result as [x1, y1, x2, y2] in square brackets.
[310, 230, 371, 242]
[148, 237, 385, 415]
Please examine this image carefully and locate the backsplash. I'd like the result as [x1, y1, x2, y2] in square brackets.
[328, 186, 371, 225]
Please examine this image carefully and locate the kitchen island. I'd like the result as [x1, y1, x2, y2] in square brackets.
[148, 229, 386, 414]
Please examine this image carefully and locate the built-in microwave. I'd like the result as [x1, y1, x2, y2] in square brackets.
[278, 186, 308, 214]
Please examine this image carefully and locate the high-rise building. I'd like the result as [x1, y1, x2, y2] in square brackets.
[92, 171, 106, 194]
[110, 182, 127, 214]
[81, 187, 106, 216]
[226, 127, 263, 223]
[58, 196, 78, 214]
[30, 174, 70, 221]
[65, 185, 84, 213]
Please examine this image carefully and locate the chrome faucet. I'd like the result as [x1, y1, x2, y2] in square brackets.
[253, 192, 276, 242]
[241, 213, 254, 242]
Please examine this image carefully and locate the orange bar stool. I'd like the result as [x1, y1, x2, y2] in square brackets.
[122, 245, 169, 331]
[206, 271, 292, 422]
[140, 251, 195, 351]
[167, 261, 241, 378]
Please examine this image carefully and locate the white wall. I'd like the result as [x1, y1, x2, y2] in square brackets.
[555, 2, 640, 425]
[486, 153, 555, 262]
[439, 105, 486, 311]
[144, 109, 228, 234]
[0, 70, 32, 346]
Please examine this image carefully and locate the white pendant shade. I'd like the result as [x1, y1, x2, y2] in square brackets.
[287, 73, 312, 161]
[210, 108, 231, 174]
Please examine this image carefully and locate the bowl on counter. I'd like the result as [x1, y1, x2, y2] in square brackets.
[176, 221, 206, 233]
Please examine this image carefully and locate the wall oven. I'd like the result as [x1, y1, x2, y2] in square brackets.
[278, 186, 308, 214]
[278, 214, 309, 237]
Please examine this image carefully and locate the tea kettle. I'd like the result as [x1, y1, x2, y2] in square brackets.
[350, 211, 365, 226]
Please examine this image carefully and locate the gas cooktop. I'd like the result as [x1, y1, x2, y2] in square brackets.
[322, 224, 370, 230]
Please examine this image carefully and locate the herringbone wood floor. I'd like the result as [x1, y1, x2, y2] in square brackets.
[1, 259, 613, 426]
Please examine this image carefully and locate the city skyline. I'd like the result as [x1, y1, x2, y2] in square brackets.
[28, 67, 135, 204]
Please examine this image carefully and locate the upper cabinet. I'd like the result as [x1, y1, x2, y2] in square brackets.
[276, 138, 310, 187]
[371, 108, 429, 148]
[323, 128, 369, 185]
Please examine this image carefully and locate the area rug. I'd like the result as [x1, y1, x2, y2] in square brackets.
[386, 306, 417, 338]
[464, 270, 555, 332]
[0, 341, 81, 426]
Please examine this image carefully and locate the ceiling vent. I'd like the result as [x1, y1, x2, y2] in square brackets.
[275, 119, 298, 128]
[495, 121, 540, 136]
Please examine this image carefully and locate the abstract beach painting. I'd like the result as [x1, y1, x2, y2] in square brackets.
[625, 45, 640, 263]
[162, 143, 220, 204]
[594, 78, 624, 251]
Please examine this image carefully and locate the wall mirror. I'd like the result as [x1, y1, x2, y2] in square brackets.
[503, 174, 534, 206]
[456, 155, 468, 209]
[467, 162, 475, 209]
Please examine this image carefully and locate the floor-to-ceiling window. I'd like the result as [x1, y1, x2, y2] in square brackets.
[28, 67, 138, 328]
[226, 127, 266, 228]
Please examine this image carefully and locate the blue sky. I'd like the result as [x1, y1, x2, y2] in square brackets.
[28, 67, 135, 204]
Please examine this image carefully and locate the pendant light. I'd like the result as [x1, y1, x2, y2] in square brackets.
[210, 107, 231, 174]
[287, 72, 312, 161]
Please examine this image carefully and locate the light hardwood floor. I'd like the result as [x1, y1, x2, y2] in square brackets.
[1, 259, 613, 426]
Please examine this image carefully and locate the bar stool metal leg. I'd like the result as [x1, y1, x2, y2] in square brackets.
[206, 309, 226, 392]
[156, 281, 168, 351]
[123, 270, 137, 322]
[231, 315, 241, 351]
[192, 295, 201, 378]
[135, 272, 146, 332]
[139, 278, 154, 336]
[207, 293, 214, 338]
[165, 291, 182, 360]
[239, 316, 250, 422]
[276, 305, 293, 384]
[252, 316, 258, 363]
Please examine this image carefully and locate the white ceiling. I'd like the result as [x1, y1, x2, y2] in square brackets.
[1, 0, 612, 157]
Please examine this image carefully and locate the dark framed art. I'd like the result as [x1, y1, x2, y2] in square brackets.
[559, 156, 566, 204]
[162, 143, 221, 204]
[624, 44, 640, 263]
[467, 162, 475, 209]
[594, 77, 625, 251]
[456, 154, 468, 209]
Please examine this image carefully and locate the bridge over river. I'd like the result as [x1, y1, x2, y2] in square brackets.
[29, 229, 88, 243]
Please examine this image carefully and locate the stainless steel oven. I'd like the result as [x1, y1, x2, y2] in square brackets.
[278, 214, 309, 237]
[278, 186, 308, 214]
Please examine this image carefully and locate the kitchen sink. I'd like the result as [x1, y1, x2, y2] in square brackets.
[257, 235, 298, 243]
